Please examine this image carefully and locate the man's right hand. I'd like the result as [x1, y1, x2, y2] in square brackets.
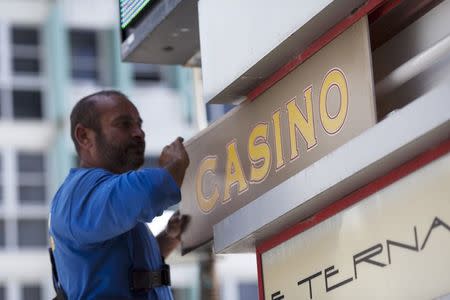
[159, 137, 190, 187]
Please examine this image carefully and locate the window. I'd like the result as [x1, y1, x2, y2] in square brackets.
[239, 282, 258, 300]
[133, 64, 161, 82]
[17, 153, 46, 204]
[13, 58, 40, 74]
[18, 186, 46, 204]
[0, 220, 5, 247]
[0, 153, 3, 204]
[69, 30, 98, 81]
[21, 284, 42, 300]
[18, 219, 47, 247]
[18, 153, 44, 172]
[12, 90, 42, 119]
[0, 91, 3, 117]
[11, 27, 41, 75]
[0, 285, 6, 300]
[12, 28, 38, 45]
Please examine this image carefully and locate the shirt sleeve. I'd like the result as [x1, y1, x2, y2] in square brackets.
[69, 168, 181, 245]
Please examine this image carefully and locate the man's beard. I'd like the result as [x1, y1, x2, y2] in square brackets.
[95, 131, 145, 173]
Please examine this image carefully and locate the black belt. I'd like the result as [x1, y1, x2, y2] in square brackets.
[131, 264, 171, 291]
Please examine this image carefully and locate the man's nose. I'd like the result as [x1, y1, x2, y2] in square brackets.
[132, 126, 145, 140]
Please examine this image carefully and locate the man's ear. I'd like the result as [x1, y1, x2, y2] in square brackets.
[75, 124, 95, 151]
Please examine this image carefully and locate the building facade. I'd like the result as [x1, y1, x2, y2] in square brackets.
[0, 1, 257, 299]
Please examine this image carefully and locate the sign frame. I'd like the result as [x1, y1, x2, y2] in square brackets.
[180, 16, 377, 254]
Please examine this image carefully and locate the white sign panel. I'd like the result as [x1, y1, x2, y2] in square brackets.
[261, 153, 450, 299]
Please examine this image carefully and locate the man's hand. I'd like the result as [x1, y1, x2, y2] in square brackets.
[165, 210, 190, 241]
[157, 210, 190, 258]
[159, 137, 190, 187]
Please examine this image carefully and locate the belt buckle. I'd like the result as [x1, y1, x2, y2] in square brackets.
[151, 271, 162, 288]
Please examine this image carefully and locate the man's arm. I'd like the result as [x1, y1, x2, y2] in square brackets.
[67, 168, 181, 245]
[157, 211, 190, 258]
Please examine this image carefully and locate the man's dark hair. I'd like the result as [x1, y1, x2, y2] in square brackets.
[70, 90, 129, 153]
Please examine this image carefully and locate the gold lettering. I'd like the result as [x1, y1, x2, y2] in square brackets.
[196, 156, 220, 213]
[248, 123, 271, 183]
[272, 110, 285, 170]
[320, 69, 348, 134]
[224, 141, 248, 202]
[286, 86, 317, 160]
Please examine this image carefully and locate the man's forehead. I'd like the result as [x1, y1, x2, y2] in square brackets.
[96, 95, 139, 116]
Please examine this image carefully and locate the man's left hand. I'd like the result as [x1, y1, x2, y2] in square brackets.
[165, 210, 190, 241]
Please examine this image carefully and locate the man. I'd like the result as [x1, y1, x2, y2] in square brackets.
[49, 90, 190, 300]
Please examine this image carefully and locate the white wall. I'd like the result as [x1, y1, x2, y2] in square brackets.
[198, 0, 366, 103]
[63, 0, 119, 29]
[0, 0, 49, 24]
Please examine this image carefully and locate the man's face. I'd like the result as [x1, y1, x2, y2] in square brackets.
[93, 95, 146, 173]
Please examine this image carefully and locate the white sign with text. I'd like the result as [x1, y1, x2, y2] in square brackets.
[262, 153, 450, 299]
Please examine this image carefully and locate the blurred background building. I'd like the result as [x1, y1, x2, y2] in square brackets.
[0, 0, 255, 299]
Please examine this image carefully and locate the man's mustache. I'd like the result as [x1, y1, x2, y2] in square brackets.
[129, 140, 145, 150]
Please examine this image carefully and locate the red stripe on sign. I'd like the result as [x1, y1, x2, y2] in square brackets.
[256, 248, 265, 300]
[256, 139, 450, 256]
[247, 0, 389, 102]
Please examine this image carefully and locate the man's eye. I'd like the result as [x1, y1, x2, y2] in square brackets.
[121, 121, 132, 128]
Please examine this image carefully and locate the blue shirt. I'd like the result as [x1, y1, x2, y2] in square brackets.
[49, 168, 181, 300]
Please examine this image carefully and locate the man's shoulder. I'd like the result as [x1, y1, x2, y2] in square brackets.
[53, 168, 111, 204]
[66, 168, 113, 185]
